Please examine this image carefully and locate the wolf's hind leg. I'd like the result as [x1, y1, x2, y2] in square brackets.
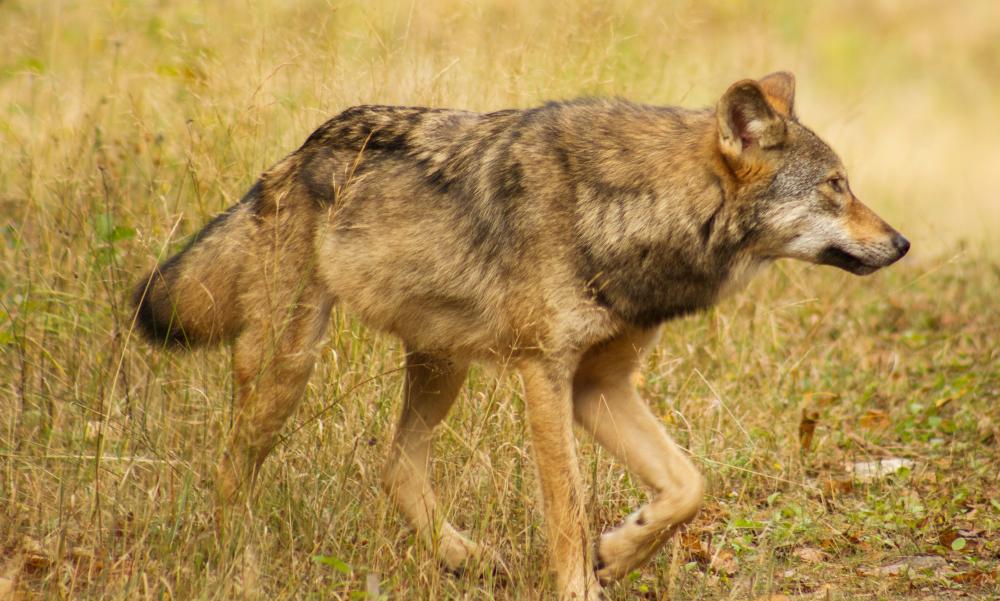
[381, 352, 481, 571]
[216, 278, 333, 506]
[573, 328, 704, 584]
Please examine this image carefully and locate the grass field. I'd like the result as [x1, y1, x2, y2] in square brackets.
[2, 1, 999, 599]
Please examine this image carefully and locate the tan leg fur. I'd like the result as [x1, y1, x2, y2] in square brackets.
[381, 353, 482, 571]
[522, 357, 606, 601]
[573, 328, 704, 584]
[215, 227, 333, 506]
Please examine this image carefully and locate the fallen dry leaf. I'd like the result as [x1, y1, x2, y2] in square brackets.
[938, 528, 979, 551]
[679, 531, 711, 564]
[802, 392, 839, 407]
[817, 537, 840, 553]
[799, 409, 819, 453]
[949, 568, 997, 586]
[21, 552, 50, 574]
[710, 550, 739, 576]
[820, 477, 854, 496]
[792, 547, 826, 563]
[859, 409, 890, 432]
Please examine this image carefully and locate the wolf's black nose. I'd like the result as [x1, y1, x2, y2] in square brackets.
[891, 233, 910, 257]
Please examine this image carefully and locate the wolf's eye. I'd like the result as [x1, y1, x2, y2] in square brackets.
[828, 177, 845, 194]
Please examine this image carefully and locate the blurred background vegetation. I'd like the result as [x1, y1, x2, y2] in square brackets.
[2, 0, 999, 255]
[2, 1, 998, 599]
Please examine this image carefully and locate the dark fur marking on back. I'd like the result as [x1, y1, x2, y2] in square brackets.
[298, 153, 337, 204]
[491, 131, 526, 201]
[362, 128, 411, 153]
[496, 160, 525, 200]
[426, 170, 452, 194]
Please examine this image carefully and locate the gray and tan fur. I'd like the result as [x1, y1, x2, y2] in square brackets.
[133, 72, 909, 600]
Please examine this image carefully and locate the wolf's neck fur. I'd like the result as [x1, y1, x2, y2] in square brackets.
[558, 101, 761, 328]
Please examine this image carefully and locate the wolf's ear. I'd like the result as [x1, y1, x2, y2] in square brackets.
[758, 71, 796, 118]
[717, 79, 787, 163]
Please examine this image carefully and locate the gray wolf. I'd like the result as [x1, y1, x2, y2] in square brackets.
[132, 72, 909, 600]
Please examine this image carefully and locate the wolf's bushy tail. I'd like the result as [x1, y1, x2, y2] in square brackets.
[132, 200, 254, 349]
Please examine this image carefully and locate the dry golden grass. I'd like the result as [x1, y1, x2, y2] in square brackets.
[2, 1, 999, 599]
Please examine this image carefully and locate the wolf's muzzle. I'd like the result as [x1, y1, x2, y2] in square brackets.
[891, 233, 910, 258]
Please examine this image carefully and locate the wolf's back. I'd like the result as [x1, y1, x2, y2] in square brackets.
[132, 190, 259, 348]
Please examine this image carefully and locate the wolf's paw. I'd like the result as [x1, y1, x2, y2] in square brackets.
[443, 542, 511, 586]
[434, 525, 482, 569]
[593, 518, 661, 584]
[559, 576, 606, 601]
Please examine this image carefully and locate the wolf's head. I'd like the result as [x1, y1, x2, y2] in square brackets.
[716, 72, 909, 275]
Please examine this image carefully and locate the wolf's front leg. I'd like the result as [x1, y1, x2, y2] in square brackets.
[521, 358, 605, 601]
[573, 329, 704, 583]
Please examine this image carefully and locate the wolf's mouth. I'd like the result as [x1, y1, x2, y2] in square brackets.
[817, 246, 879, 276]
